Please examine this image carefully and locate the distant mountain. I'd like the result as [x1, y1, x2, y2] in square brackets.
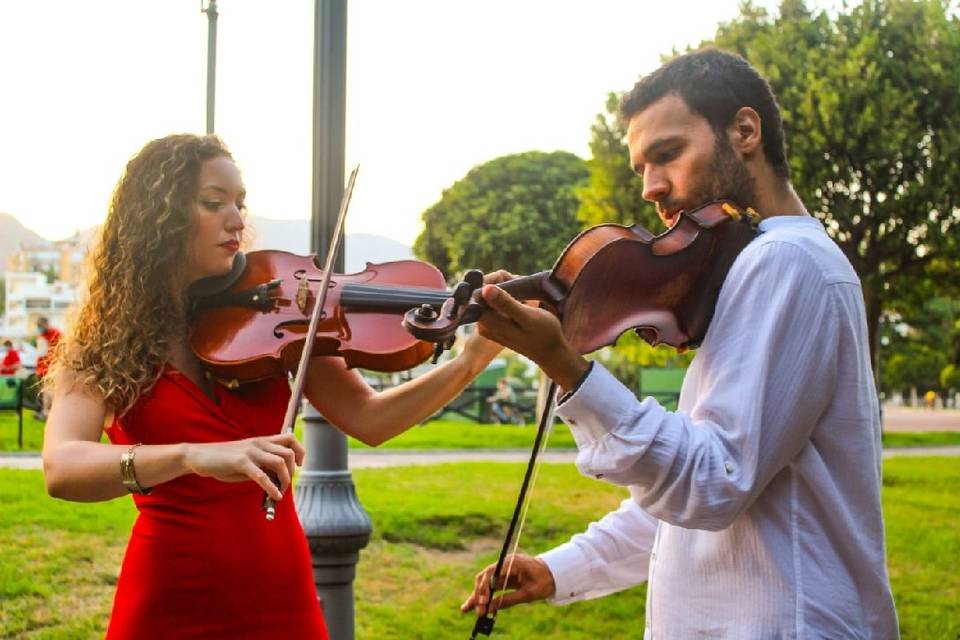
[0, 213, 413, 276]
[0, 212, 49, 268]
[248, 216, 413, 273]
[344, 233, 416, 273]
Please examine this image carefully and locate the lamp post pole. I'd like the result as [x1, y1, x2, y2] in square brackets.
[201, 0, 218, 134]
[296, 2, 371, 639]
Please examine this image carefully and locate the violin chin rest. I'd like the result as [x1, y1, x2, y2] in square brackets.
[187, 252, 248, 299]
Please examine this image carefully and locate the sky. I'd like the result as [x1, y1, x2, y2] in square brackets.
[0, 0, 795, 247]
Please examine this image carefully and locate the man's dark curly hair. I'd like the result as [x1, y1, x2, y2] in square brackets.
[619, 48, 790, 180]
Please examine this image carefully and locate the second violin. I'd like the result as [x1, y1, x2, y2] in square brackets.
[189, 251, 453, 385]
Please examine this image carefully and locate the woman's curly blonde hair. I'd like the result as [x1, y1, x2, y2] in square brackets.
[48, 133, 234, 415]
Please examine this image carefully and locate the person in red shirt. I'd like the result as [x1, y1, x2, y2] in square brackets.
[36, 317, 61, 378]
[1, 340, 20, 375]
[34, 318, 61, 420]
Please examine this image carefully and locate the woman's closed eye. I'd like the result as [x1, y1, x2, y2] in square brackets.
[202, 200, 245, 214]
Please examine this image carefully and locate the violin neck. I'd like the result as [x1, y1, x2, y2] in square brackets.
[339, 283, 451, 311]
[497, 271, 562, 306]
[340, 271, 559, 313]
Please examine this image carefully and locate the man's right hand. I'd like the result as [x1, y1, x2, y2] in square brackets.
[460, 554, 556, 617]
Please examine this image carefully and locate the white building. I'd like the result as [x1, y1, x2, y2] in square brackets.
[7, 236, 87, 287]
[2, 271, 76, 339]
[2, 236, 87, 339]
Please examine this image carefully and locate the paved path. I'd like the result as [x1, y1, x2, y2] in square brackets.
[3, 446, 958, 470]
[883, 406, 960, 432]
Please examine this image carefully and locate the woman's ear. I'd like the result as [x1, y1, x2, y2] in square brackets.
[728, 106, 762, 157]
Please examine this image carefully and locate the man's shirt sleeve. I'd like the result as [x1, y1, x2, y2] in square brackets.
[539, 496, 658, 605]
[556, 240, 841, 530]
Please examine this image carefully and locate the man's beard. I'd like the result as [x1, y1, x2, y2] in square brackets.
[659, 134, 757, 217]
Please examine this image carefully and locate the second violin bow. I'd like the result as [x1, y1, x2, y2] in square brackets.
[263, 164, 360, 521]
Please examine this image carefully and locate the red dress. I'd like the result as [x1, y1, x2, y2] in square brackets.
[105, 368, 328, 639]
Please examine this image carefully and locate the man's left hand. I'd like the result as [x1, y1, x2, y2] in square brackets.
[477, 284, 589, 392]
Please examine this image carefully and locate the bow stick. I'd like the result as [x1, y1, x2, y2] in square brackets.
[263, 164, 359, 520]
[470, 377, 560, 637]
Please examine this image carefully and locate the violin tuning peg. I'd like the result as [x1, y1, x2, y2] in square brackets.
[414, 303, 439, 323]
[463, 269, 484, 291]
[449, 281, 473, 318]
[453, 281, 473, 303]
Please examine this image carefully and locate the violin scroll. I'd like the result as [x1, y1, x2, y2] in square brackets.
[403, 270, 558, 358]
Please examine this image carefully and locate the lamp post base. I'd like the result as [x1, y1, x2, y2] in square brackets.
[296, 403, 372, 640]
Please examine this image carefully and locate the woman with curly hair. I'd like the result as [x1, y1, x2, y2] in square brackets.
[41, 133, 503, 639]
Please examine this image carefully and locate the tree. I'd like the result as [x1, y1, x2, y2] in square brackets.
[881, 294, 960, 396]
[413, 151, 588, 280]
[880, 296, 960, 395]
[579, 0, 960, 380]
[576, 93, 660, 230]
[707, 0, 960, 377]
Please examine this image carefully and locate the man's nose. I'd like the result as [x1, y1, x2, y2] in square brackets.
[641, 166, 669, 203]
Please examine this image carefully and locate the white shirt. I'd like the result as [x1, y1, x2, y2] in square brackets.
[541, 215, 899, 639]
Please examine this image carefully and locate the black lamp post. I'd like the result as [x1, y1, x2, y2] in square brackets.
[200, 0, 218, 134]
[296, 2, 372, 639]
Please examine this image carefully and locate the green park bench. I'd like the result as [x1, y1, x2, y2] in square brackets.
[0, 375, 40, 449]
[433, 363, 537, 424]
[638, 367, 686, 411]
[430, 364, 686, 424]
[0, 376, 31, 449]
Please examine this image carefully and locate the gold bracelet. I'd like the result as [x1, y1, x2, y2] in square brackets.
[120, 443, 153, 495]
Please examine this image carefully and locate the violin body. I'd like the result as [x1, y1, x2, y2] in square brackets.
[404, 200, 759, 354]
[552, 200, 759, 352]
[190, 251, 450, 384]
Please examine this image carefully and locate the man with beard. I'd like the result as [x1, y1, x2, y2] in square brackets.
[461, 49, 899, 638]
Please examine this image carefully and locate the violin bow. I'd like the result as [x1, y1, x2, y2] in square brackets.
[262, 164, 360, 521]
[471, 377, 560, 638]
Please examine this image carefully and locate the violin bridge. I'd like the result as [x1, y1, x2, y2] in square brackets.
[296, 277, 310, 315]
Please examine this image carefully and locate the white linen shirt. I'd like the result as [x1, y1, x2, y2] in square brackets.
[541, 215, 899, 639]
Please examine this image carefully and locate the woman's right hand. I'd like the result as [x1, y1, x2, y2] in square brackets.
[183, 433, 305, 500]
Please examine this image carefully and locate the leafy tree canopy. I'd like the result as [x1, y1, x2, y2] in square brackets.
[881, 296, 960, 394]
[576, 93, 660, 231]
[579, 0, 960, 377]
[711, 0, 960, 372]
[413, 151, 588, 280]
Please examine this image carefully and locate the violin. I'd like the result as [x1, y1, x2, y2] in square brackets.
[404, 200, 760, 355]
[188, 251, 453, 386]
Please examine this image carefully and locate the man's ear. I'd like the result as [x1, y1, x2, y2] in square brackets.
[727, 106, 762, 157]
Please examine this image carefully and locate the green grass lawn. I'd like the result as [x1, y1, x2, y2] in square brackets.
[5, 409, 960, 454]
[881, 430, 960, 448]
[0, 457, 957, 638]
[346, 419, 577, 450]
[0, 412, 45, 451]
